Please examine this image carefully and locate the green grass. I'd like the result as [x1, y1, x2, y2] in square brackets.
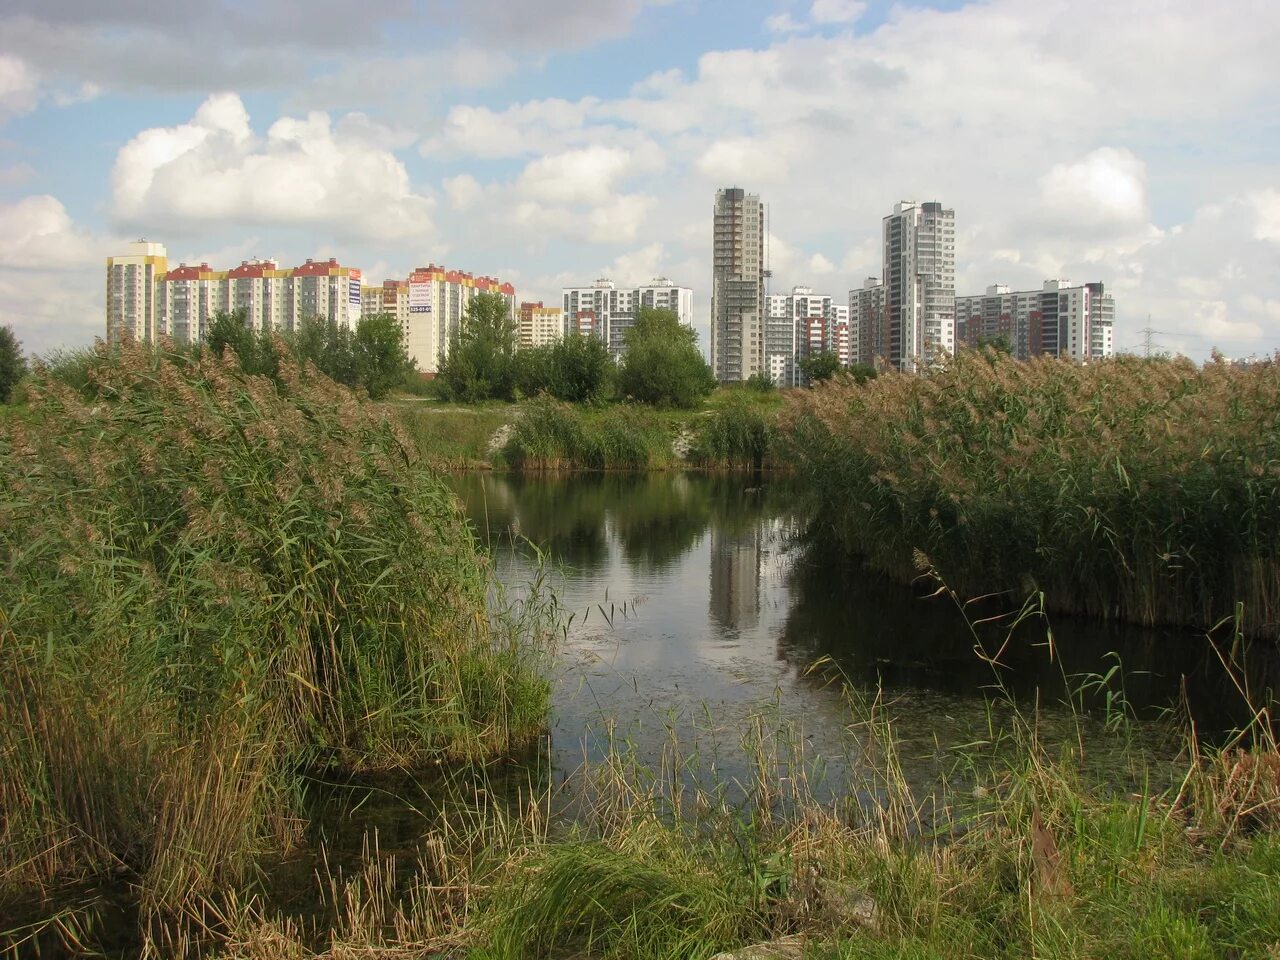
[394, 397, 519, 468]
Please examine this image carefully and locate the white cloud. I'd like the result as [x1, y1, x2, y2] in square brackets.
[518, 146, 637, 205]
[444, 174, 484, 211]
[0, 55, 39, 121]
[0, 195, 103, 269]
[808, 253, 835, 274]
[1252, 188, 1280, 242]
[697, 137, 792, 184]
[1039, 147, 1150, 230]
[766, 13, 806, 34]
[809, 0, 866, 25]
[111, 93, 435, 240]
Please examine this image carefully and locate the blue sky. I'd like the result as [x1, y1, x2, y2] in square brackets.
[1, 0, 1278, 361]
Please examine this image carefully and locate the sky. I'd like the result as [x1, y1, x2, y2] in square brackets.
[1, 0, 1278, 362]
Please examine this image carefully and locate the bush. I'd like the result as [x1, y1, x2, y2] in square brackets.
[618, 308, 716, 408]
[689, 393, 777, 469]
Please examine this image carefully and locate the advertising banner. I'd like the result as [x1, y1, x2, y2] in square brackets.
[409, 281, 432, 314]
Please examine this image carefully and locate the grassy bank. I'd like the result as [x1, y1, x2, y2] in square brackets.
[784, 352, 1280, 637]
[0, 343, 552, 935]
[396, 388, 785, 472]
[47, 668, 1278, 959]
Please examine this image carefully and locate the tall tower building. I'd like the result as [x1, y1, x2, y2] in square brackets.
[106, 240, 168, 344]
[711, 188, 765, 382]
[882, 201, 955, 371]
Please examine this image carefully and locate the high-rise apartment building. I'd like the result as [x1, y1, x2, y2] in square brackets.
[711, 188, 765, 382]
[765, 286, 843, 386]
[562, 277, 693, 358]
[882, 201, 955, 371]
[363, 266, 516, 374]
[955, 280, 1115, 362]
[106, 240, 168, 344]
[517, 301, 566, 349]
[848, 277, 886, 367]
[154, 256, 362, 345]
[110, 244, 364, 346]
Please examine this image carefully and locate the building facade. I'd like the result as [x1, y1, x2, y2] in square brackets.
[363, 265, 516, 374]
[954, 280, 1115, 362]
[765, 286, 847, 386]
[106, 240, 168, 344]
[848, 277, 886, 368]
[517, 301, 566, 349]
[882, 201, 955, 371]
[112, 248, 364, 346]
[562, 277, 693, 359]
[711, 187, 766, 382]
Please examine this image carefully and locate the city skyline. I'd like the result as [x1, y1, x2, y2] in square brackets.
[2, 1, 1277, 363]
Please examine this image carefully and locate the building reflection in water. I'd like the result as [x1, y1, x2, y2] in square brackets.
[709, 521, 762, 633]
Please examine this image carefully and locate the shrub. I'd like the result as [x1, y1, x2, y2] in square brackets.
[618, 308, 716, 408]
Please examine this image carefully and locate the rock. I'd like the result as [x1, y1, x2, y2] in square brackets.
[710, 935, 806, 960]
[819, 879, 880, 932]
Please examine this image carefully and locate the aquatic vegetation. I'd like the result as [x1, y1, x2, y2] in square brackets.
[0, 341, 552, 917]
[783, 351, 1280, 636]
[688, 392, 778, 469]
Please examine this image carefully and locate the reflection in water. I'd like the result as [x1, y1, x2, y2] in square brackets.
[450, 471, 1276, 801]
[709, 522, 761, 633]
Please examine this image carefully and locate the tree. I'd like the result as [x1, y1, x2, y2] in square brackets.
[0, 325, 27, 403]
[353, 313, 415, 399]
[546, 332, 615, 403]
[847, 363, 878, 384]
[204, 309, 280, 378]
[436, 292, 517, 402]
[617, 307, 715, 408]
[798, 349, 841, 385]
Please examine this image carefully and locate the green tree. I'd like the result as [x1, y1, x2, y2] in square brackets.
[353, 313, 415, 399]
[546, 332, 615, 403]
[847, 362, 878, 384]
[798, 349, 841, 385]
[436, 292, 517, 402]
[617, 307, 715, 408]
[204, 309, 282, 378]
[0, 325, 28, 403]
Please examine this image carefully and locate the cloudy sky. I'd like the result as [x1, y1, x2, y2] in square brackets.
[1, 0, 1277, 361]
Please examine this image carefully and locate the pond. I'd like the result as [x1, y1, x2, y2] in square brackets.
[451, 471, 1273, 799]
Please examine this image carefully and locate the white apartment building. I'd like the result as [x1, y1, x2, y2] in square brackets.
[882, 201, 955, 371]
[711, 187, 766, 382]
[954, 280, 1115, 362]
[766, 286, 837, 386]
[364, 265, 516, 374]
[562, 277, 694, 358]
[106, 240, 168, 344]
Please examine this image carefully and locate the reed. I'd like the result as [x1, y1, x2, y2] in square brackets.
[0, 340, 552, 919]
[782, 352, 1280, 636]
[502, 397, 674, 470]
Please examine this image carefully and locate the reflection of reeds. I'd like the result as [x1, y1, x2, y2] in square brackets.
[783, 351, 1280, 635]
[0, 342, 554, 946]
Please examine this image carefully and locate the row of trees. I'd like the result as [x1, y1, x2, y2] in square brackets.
[204, 310, 414, 399]
[436, 293, 716, 408]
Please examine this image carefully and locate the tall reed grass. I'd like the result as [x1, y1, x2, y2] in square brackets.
[0, 341, 552, 922]
[502, 397, 672, 470]
[784, 352, 1280, 637]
